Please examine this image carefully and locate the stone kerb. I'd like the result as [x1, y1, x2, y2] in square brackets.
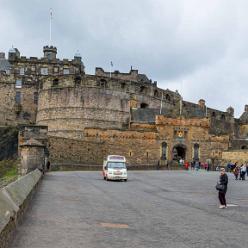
[0, 169, 42, 248]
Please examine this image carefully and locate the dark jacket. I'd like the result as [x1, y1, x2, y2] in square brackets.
[219, 173, 228, 193]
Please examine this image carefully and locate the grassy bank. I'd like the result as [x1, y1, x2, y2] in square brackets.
[0, 160, 18, 187]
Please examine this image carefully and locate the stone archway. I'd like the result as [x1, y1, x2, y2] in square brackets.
[172, 144, 186, 161]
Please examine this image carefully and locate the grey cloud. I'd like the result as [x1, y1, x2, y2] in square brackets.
[0, 0, 248, 116]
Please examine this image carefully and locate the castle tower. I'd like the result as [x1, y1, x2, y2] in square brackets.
[43, 45, 57, 60]
[8, 47, 20, 61]
[226, 106, 234, 117]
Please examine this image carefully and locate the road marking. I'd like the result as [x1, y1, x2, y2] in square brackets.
[227, 204, 239, 207]
[98, 222, 129, 229]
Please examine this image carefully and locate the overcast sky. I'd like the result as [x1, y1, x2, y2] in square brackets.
[0, 0, 247, 117]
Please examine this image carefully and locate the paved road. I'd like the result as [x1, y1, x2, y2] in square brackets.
[10, 171, 248, 248]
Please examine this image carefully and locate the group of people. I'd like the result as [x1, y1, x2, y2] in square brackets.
[228, 162, 248, 180]
[179, 159, 211, 171]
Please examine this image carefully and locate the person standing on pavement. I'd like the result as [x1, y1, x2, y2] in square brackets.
[240, 164, 246, 180]
[217, 168, 228, 209]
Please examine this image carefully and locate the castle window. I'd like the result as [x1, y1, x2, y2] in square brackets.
[140, 103, 149, 108]
[20, 67, 25, 75]
[63, 68, 70, 75]
[100, 79, 107, 88]
[161, 142, 167, 160]
[146, 152, 149, 158]
[140, 86, 146, 93]
[154, 90, 159, 97]
[221, 114, 226, 120]
[241, 145, 247, 150]
[193, 143, 200, 160]
[74, 76, 81, 86]
[52, 79, 59, 87]
[15, 92, 21, 104]
[40, 67, 48, 75]
[129, 151, 132, 157]
[15, 79, 22, 88]
[34, 92, 38, 104]
[212, 112, 216, 117]
[121, 82, 126, 89]
[165, 94, 171, 101]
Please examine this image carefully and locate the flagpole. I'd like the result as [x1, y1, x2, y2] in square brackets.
[160, 91, 163, 115]
[49, 8, 52, 46]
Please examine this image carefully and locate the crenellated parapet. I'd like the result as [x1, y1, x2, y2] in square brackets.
[156, 116, 210, 128]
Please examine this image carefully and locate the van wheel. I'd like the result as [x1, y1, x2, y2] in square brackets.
[124, 179, 127, 182]
[103, 176, 106, 180]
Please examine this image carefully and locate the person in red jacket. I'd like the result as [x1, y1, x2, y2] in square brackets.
[184, 161, 189, 170]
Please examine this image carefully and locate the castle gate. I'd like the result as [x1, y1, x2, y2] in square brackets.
[172, 144, 187, 161]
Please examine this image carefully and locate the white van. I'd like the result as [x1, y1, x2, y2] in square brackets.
[103, 155, 128, 181]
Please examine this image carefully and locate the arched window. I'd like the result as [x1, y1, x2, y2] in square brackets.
[161, 142, 167, 160]
[212, 112, 216, 117]
[193, 143, 200, 161]
[221, 114, 226, 120]
[140, 103, 149, 108]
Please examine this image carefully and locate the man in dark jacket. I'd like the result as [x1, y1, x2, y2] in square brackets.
[218, 168, 228, 209]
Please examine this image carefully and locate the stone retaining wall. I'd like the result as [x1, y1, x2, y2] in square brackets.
[222, 150, 248, 164]
[0, 169, 42, 248]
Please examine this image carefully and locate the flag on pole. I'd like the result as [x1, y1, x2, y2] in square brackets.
[110, 61, 113, 67]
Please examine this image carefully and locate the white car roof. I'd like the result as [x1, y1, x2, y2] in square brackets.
[107, 155, 126, 162]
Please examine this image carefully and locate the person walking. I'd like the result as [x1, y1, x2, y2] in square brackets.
[233, 165, 239, 180]
[217, 168, 228, 209]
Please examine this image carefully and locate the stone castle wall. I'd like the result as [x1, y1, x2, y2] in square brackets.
[1, 46, 248, 167]
[222, 150, 248, 164]
[0, 74, 37, 125]
[36, 75, 180, 139]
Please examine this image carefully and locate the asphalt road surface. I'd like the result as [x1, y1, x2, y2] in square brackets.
[10, 171, 248, 248]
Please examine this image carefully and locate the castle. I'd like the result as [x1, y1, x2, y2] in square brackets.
[0, 45, 248, 169]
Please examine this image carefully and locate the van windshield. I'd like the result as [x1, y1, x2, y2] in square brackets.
[107, 162, 126, 169]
